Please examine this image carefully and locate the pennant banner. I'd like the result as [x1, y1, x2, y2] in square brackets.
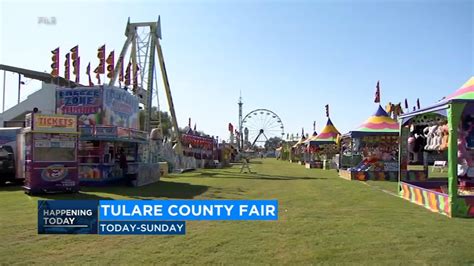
[64, 53, 70, 80]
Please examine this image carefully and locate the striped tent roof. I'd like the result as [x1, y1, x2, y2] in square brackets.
[292, 136, 307, 148]
[304, 131, 318, 144]
[311, 118, 340, 144]
[353, 105, 399, 135]
[399, 77, 474, 122]
[445, 76, 474, 100]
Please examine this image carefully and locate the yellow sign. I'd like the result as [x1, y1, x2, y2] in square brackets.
[33, 114, 77, 133]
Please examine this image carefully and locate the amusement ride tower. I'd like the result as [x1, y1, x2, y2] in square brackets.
[109, 17, 182, 154]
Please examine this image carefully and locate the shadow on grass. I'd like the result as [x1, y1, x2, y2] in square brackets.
[81, 180, 209, 199]
[1, 180, 209, 200]
[0, 182, 24, 192]
[198, 171, 327, 181]
[35, 191, 115, 200]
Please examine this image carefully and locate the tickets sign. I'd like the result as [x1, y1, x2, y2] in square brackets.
[33, 114, 78, 133]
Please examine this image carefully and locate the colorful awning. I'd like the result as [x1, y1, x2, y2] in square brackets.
[399, 77, 474, 122]
[348, 105, 399, 137]
[311, 118, 340, 144]
[304, 131, 318, 144]
[292, 136, 307, 147]
[445, 76, 474, 100]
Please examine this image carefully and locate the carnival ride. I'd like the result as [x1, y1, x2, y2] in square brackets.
[108, 17, 182, 155]
[241, 109, 284, 147]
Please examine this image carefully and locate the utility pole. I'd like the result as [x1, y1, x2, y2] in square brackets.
[238, 92, 243, 150]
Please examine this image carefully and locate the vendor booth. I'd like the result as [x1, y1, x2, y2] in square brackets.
[306, 118, 341, 169]
[77, 125, 148, 185]
[291, 136, 306, 164]
[56, 86, 159, 186]
[181, 129, 216, 167]
[339, 105, 404, 181]
[278, 141, 295, 161]
[19, 113, 79, 194]
[303, 131, 318, 167]
[398, 77, 474, 218]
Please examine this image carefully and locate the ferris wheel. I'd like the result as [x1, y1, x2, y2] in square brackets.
[241, 109, 285, 147]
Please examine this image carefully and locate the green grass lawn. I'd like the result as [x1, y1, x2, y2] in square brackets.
[1, 159, 473, 264]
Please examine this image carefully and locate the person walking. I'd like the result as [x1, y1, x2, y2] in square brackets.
[240, 155, 252, 174]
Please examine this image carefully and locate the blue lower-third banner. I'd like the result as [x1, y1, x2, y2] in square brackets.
[38, 199, 278, 235]
[99, 221, 186, 235]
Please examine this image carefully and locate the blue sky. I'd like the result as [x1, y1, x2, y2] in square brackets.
[0, 0, 473, 141]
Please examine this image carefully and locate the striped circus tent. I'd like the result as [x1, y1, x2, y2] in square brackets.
[310, 118, 341, 145]
[347, 105, 399, 137]
[399, 76, 474, 120]
[445, 76, 474, 100]
[304, 131, 318, 144]
[292, 136, 307, 148]
[358, 105, 399, 133]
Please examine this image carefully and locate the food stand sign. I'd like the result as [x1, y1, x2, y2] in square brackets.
[56, 88, 102, 114]
[103, 86, 139, 129]
[56, 88, 103, 126]
[33, 114, 78, 133]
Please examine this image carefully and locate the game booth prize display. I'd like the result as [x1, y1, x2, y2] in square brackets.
[18, 113, 79, 194]
[398, 77, 474, 218]
[56, 86, 159, 186]
[338, 105, 404, 181]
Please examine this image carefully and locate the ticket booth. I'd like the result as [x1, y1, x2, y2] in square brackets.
[20, 113, 79, 194]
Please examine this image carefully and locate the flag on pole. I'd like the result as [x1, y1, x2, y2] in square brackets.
[106, 51, 114, 79]
[51, 47, 60, 77]
[119, 56, 124, 82]
[374, 81, 380, 103]
[325, 104, 329, 117]
[86, 63, 94, 86]
[97, 45, 106, 74]
[70, 45, 79, 83]
[75, 57, 80, 83]
[94, 66, 101, 85]
[70, 45, 79, 55]
[64, 53, 70, 80]
[124, 61, 131, 86]
[133, 63, 139, 92]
